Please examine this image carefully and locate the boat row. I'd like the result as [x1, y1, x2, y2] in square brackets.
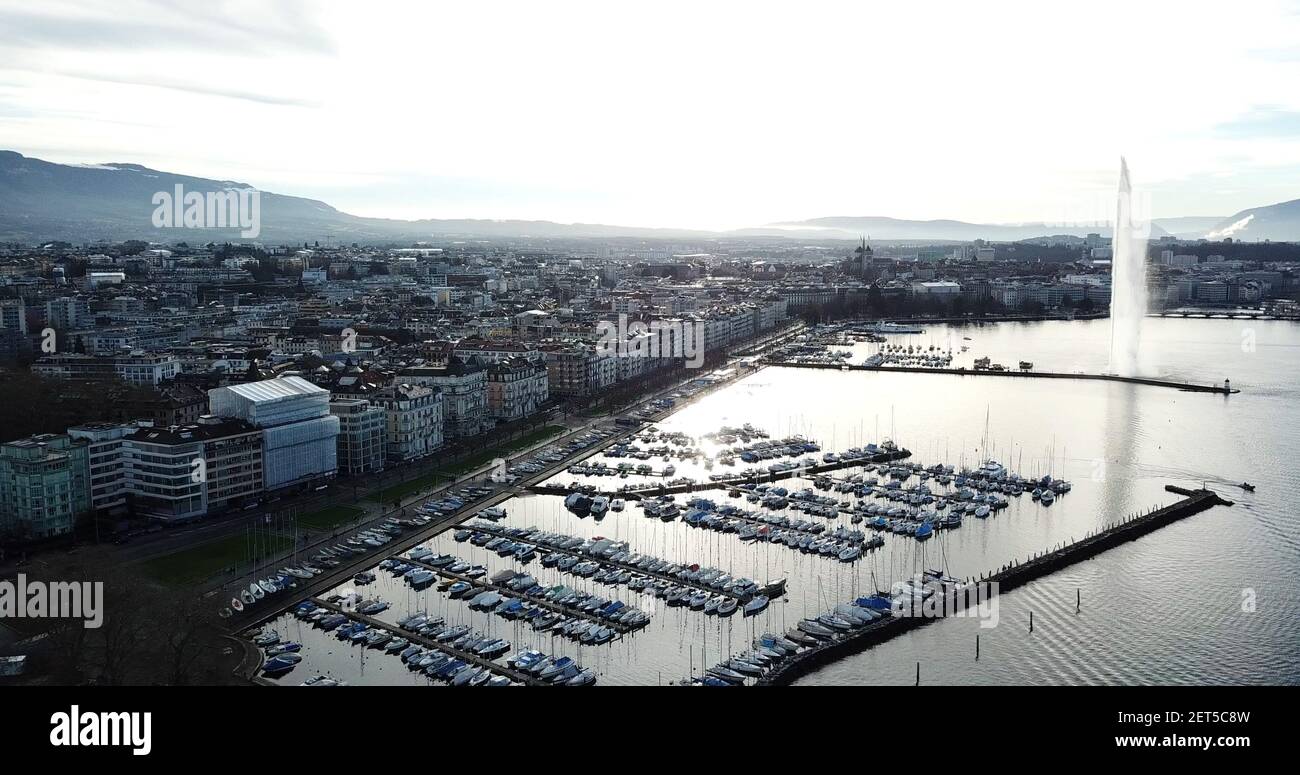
[470, 523, 770, 601]
[507, 650, 596, 686]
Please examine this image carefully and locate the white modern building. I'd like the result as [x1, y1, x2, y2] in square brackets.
[208, 376, 339, 491]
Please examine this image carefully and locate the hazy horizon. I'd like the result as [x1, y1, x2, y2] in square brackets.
[3, 1, 1300, 229]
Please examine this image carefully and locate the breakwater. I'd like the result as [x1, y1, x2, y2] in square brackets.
[767, 360, 1239, 394]
[757, 486, 1231, 685]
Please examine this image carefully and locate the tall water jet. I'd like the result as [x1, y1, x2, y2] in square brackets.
[1107, 157, 1149, 376]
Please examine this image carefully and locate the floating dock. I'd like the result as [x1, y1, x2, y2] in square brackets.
[305, 597, 544, 686]
[458, 522, 783, 601]
[400, 554, 639, 635]
[757, 486, 1232, 685]
[529, 448, 912, 498]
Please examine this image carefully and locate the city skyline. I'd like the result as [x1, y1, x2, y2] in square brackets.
[3, 1, 1300, 229]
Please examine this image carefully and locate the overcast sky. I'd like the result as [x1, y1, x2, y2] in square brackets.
[3, 0, 1300, 229]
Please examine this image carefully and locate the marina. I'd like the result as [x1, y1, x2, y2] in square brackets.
[241, 318, 1289, 687]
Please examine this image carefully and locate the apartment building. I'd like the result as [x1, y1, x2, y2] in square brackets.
[66, 421, 137, 515]
[31, 351, 182, 386]
[330, 399, 387, 475]
[0, 434, 90, 539]
[371, 383, 444, 462]
[485, 356, 550, 421]
[397, 359, 491, 438]
[121, 417, 262, 521]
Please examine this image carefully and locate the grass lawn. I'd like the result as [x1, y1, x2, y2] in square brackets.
[140, 532, 292, 586]
[297, 504, 364, 531]
[365, 471, 449, 505]
[363, 425, 566, 504]
[445, 424, 566, 476]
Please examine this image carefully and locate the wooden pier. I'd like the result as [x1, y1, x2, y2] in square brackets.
[458, 522, 771, 601]
[756, 486, 1232, 686]
[399, 554, 639, 634]
[528, 448, 912, 499]
[306, 596, 544, 685]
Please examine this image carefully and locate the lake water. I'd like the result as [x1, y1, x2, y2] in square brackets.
[262, 318, 1300, 686]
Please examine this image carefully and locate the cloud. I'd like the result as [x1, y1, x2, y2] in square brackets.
[0, 1, 334, 56]
[1215, 107, 1300, 139]
[10, 67, 321, 108]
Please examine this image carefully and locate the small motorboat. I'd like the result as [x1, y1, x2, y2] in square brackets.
[261, 653, 302, 675]
[253, 630, 280, 647]
[1239, 482, 1255, 492]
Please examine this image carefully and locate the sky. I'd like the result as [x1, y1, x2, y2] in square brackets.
[2, 0, 1300, 230]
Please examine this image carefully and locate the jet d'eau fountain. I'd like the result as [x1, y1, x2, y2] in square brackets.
[1108, 158, 1151, 377]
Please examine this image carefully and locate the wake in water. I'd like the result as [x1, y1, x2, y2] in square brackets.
[1108, 158, 1149, 376]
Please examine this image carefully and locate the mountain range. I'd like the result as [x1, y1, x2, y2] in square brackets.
[2, 150, 1297, 244]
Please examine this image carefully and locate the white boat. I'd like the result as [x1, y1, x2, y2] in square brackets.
[610, 498, 625, 512]
[566, 668, 597, 686]
[589, 496, 609, 516]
